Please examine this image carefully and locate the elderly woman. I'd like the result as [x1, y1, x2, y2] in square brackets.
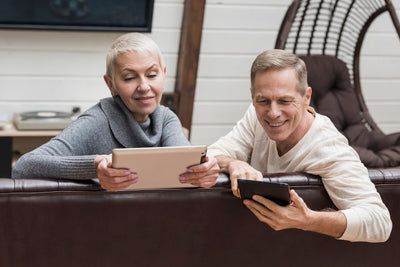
[12, 32, 219, 191]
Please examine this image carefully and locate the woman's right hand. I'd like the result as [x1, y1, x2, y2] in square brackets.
[95, 154, 138, 191]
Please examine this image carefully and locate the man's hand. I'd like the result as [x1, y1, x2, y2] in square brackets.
[179, 156, 220, 188]
[95, 154, 138, 192]
[243, 189, 311, 230]
[243, 189, 346, 238]
[223, 158, 263, 197]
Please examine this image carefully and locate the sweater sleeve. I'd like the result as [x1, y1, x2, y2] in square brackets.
[208, 104, 256, 162]
[317, 157, 392, 242]
[301, 117, 392, 242]
[12, 106, 113, 179]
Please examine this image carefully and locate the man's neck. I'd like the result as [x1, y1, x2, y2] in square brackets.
[276, 110, 315, 156]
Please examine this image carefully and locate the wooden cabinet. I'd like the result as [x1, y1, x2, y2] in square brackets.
[0, 124, 60, 177]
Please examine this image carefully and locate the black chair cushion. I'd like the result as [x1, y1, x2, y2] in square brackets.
[300, 55, 400, 167]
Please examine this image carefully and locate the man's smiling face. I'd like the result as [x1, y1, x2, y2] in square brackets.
[252, 67, 311, 152]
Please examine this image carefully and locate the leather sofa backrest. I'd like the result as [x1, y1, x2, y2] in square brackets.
[1, 173, 400, 266]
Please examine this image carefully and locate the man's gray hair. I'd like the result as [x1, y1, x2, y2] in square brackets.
[250, 49, 308, 95]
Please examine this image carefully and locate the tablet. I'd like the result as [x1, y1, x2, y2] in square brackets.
[238, 179, 291, 206]
[112, 145, 207, 190]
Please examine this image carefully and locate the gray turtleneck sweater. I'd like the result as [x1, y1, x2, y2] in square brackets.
[11, 96, 190, 179]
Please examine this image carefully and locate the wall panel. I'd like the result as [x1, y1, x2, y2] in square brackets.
[0, 0, 184, 120]
[191, 0, 400, 145]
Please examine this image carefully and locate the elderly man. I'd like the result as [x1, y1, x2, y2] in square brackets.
[207, 49, 392, 243]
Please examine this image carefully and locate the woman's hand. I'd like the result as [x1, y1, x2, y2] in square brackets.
[179, 156, 220, 188]
[95, 154, 138, 192]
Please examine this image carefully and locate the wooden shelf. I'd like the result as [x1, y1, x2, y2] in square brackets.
[0, 123, 61, 137]
[0, 123, 61, 177]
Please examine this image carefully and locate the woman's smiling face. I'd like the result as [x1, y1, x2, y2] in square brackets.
[104, 50, 165, 122]
[252, 67, 311, 152]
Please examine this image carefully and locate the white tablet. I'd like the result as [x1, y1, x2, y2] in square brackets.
[112, 145, 207, 190]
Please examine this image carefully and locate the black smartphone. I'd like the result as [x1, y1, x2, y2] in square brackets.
[237, 179, 291, 206]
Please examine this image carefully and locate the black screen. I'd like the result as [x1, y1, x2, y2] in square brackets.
[0, 0, 154, 32]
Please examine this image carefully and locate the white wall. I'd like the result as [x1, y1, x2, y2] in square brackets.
[0, 0, 184, 117]
[361, 8, 400, 134]
[0, 0, 399, 145]
[191, 0, 400, 145]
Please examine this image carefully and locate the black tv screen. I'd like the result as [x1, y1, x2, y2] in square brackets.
[0, 0, 154, 32]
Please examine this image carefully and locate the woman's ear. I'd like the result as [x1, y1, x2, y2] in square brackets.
[103, 75, 117, 96]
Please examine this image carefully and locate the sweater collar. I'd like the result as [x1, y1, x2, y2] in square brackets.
[99, 96, 163, 148]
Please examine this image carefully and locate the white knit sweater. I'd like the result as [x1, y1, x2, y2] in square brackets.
[208, 104, 392, 242]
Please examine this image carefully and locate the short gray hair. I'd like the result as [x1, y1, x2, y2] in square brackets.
[105, 32, 164, 80]
[250, 49, 308, 95]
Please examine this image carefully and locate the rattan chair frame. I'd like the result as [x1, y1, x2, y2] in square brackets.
[275, 0, 400, 133]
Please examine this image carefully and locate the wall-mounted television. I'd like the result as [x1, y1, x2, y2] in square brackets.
[0, 0, 154, 32]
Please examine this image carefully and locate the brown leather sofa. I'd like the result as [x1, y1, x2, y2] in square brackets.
[1, 171, 399, 267]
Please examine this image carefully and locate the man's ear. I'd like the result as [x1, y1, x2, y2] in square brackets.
[250, 87, 255, 106]
[104, 75, 117, 96]
[305, 86, 312, 105]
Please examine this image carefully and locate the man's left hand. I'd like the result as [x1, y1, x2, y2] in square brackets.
[243, 189, 311, 231]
